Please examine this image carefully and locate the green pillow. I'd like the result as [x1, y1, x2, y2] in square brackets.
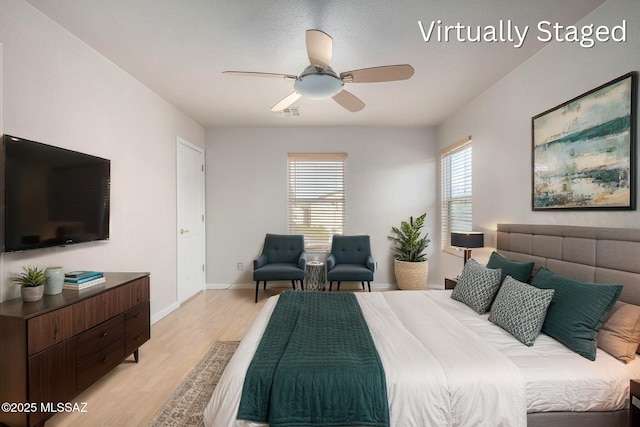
[530, 267, 622, 360]
[486, 251, 535, 283]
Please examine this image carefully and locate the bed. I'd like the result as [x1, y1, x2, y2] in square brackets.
[204, 224, 640, 427]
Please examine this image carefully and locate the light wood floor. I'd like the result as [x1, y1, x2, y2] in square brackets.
[47, 287, 284, 426]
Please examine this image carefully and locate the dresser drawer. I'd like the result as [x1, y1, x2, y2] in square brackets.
[76, 338, 125, 391]
[27, 305, 74, 355]
[125, 301, 150, 356]
[76, 315, 124, 362]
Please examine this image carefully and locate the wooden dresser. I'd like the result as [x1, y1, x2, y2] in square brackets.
[0, 272, 150, 427]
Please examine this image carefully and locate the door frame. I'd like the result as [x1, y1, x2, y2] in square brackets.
[176, 136, 206, 304]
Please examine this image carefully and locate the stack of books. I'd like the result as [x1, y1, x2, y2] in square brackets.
[63, 271, 105, 291]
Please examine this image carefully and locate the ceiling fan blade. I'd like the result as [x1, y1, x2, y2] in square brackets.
[340, 65, 414, 83]
[332, 90, 365, 112]
[223, 71, 296, 80]
[306, 29, 333, 68]
[271, 92, 302, 112]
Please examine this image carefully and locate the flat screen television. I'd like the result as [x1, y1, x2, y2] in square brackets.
[1, 134, 110, 252]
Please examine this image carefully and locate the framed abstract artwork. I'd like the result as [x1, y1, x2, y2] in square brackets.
[532, 72, 637, 210]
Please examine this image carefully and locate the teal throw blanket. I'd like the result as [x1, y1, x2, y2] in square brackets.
[237, 291, 389, 427]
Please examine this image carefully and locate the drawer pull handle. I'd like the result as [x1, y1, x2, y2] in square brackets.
[135, 313, 142, 318]
[134, 334, 142, 341]
[102, 356, 109, 363]
[101, 332, 108, 338]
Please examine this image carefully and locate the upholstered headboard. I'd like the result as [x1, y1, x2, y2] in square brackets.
[496, 224, 640, 306]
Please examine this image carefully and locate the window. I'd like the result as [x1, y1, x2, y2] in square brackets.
[441, 138, 472, 249]
[287, 153, 346, 249]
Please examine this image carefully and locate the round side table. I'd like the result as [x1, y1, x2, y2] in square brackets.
[306, 261, 325, 291]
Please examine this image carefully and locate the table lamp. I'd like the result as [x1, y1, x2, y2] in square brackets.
[451, 231, 485, 265]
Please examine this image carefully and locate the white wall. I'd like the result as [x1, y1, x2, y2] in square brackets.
[205, 127, 439, 288]
[436, 0, 640, 282]
[0, 0, 205, 322]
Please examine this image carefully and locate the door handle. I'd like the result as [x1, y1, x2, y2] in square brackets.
[180, 228, 190, 235]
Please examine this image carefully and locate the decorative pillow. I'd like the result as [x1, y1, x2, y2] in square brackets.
[530, 267, 622, 360]
[597, 301, 640, 363]
[486, 251, 535, 283]
[450, 259, 502, 314]
[489, 276, 555, 346]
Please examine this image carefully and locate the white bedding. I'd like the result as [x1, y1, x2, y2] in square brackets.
[204, 290, 640, 427]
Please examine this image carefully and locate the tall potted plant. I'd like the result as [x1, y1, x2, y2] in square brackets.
[388, 213, 430, 290]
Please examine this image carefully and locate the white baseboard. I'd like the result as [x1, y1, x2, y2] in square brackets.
[151, 301, 180, 325]
[228, 283, 255, 289]
[206, 283, 232, 290]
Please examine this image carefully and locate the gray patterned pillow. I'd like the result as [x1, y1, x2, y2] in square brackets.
[489, 276, 555, 346]
[450, 259, 502, 314]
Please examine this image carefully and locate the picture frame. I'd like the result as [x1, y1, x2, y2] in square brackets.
[532, 72, 637, 210]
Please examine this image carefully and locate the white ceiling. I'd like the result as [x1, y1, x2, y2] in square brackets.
[25, 0, 606, 128]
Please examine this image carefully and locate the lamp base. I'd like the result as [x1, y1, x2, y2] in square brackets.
[463, 249, 472, 265]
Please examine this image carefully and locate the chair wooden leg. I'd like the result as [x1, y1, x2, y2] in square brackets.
[255, 281, 260, 303]
[263, 281, 267, 290]
[291, 280, 296, 290]
[367, 281, 371, 292]
[329, 281, 333, 292]
[337, 281, 341, 291]
[361, 281, 365, 290]
[300, 280, 304, 290]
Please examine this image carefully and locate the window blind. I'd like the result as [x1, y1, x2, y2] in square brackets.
[441, 139, 472, 249]
[287, 153, 346, 249]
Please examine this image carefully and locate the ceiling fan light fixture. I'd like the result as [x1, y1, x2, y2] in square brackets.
[223, 29, 414, 112]
[293, 72, 344, 100]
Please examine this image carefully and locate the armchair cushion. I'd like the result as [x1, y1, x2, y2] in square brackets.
[254, 263, 306, 281]
[327, 264, 374, 282]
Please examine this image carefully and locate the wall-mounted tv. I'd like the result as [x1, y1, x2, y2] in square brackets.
[1, 134, 110, 252]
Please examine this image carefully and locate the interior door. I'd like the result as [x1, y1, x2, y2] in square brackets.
[177, 137, 205, 303]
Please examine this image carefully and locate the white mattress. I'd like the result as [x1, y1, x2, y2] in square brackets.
[426, 291, 640, 412]
[204, 290, 640, 426]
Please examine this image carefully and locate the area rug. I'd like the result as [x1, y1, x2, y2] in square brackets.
[149, 341, 239, 427]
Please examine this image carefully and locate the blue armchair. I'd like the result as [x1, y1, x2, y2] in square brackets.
[326, 235, 375, 292]
[253, 234, 306, 303]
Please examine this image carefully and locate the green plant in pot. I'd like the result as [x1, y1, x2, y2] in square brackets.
[11, 266, 47, 302]
[388, 213, 431, 290]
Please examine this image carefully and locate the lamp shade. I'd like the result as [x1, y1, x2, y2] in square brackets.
[451, 231, 484, 248]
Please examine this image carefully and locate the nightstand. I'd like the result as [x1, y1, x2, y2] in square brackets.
[444, 277, 458, 290]
[631, 379, 640, 426]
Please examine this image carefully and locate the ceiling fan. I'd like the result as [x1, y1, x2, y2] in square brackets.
[223, 29, 414, 113]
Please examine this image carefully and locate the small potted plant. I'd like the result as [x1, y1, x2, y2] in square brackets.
[11, 266, 47, 302]
[388, 213, 431, 290]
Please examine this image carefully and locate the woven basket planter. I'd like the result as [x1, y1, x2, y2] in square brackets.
[394, 259, 429, 290]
